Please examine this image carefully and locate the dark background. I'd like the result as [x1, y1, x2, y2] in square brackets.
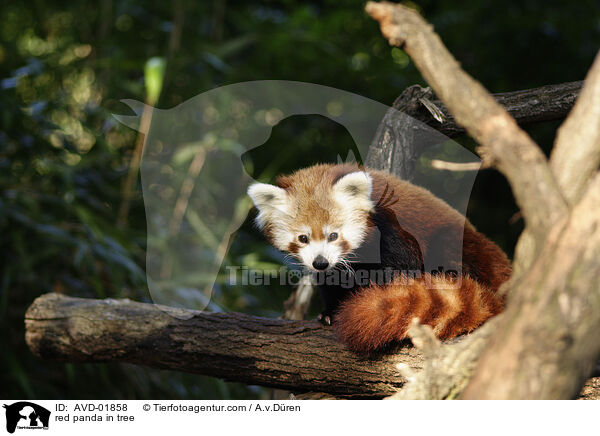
[1, 0, 599, 399]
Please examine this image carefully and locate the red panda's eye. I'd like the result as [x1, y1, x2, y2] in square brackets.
[298, 235, 309, 244]
[328, 232, 338, 242]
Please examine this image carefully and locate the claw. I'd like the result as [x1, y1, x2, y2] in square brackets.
[317, 313, 332, 326]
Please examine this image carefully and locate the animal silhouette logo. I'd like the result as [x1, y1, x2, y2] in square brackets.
[113, 80, 480, 312]
[3, 402, 50, 433]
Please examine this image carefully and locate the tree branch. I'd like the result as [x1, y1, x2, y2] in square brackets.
[25, 293, 419, 398]
[432, 81, 583, 138]
[461, 174, 600, 399]
[365, 1, 568, 235]
[366, 85, 450, 180]
[24, 292, 600, 399]
[550, 52, 600, 204]
[388, 318, 499, 399]
[366, 1, 600, 399]
[367, 81, 582, 181]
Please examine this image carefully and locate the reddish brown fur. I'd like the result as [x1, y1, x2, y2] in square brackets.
[275, 165, 357, 243]
[276, 163, 511, 279]
[266, 164, 512, 353]
[462, 227, 512, 290]
[335, 274, 505, 353]
[339, 240, 350, 254]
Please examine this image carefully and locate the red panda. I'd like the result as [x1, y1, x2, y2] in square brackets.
[248, 163, 512, 353]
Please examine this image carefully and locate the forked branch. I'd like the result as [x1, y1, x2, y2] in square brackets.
[366, 1, 600, 399]
[365, 1, 568, 235]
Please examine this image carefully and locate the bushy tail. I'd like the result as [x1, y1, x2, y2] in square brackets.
[334, 274, 504, 353]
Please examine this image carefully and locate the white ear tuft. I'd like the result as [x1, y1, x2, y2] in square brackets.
[248, 183, 288, 210]
[248, 183, 290, 228]
[333, 172, 373, 211]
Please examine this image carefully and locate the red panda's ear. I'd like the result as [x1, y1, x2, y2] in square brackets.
[333, 172, 373, 211]
[247, 183, 290, 228]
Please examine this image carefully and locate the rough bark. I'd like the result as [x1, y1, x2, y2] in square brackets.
[387, 319, 499, 399]
[366, 2, 568, 238]
[23, 292, 600, 399]
[366, 85, 447, 180]
[461, 174, 600, 399]
[367, 81, 582, 180]
[550, 52, 600, 204]
[463, 51, 600, 400]
[366, 1, 600, 399]
[25, 293, 419, 398]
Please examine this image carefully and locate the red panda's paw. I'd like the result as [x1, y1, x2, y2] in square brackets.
[316, 312, 333, 326]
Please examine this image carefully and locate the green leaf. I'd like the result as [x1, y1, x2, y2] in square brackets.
[144, 57, 166, 106]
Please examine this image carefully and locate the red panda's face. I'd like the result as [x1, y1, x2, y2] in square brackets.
[248, 169, 374, 271]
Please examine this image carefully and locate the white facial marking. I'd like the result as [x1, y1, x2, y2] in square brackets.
[248, 182, 296, 250]
[331, 171, 373, 250]
[247, 183, 290, 228]
[341, 223, 366, 249]
[298, 239, 344, 271]
[249, 172, 377, 269]
[332, 172, 373, 212]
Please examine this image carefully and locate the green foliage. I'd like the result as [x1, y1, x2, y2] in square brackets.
[144, 57, 166, 106]
[1, 0, 598, 399]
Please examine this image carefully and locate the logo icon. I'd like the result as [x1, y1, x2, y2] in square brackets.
[3, 402, 50, 434]
[113, 80, 479, 311]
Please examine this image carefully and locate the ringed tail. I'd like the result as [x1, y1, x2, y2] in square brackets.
[334, 274, 505, 353]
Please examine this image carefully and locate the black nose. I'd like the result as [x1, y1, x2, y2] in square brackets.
[312, 255, 329, 270]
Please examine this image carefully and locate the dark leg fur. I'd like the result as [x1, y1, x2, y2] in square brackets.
[317, 206, 427, 323]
